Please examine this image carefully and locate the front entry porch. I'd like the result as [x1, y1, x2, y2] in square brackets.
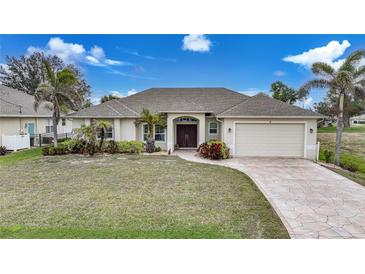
[176, 124, 197, 148]
[167, 113, 206, 152]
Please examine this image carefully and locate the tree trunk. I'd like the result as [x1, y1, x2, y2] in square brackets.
[52, 108, 58, 148]
[343, 113, 350, 128]
[145, 124, 155, 153]
[334, 93, 344, 166]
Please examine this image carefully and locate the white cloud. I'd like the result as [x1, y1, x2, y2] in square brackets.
[90, 46, 105, 60]
[182, 34, 212, 53]
[105, 59, 123, 65]
[274, 70, 286, 77]
[26, 37, 128, 67]
[46, 37, 86, 64]
[110, 91, 125, 98]
[283, 40, 351, 68]
[127, 89, 139, 96]
[239, 88, 264, 96]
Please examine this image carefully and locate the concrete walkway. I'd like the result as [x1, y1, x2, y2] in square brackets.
[175, 150, 365, 239]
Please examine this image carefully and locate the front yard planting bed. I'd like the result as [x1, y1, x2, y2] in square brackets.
[318, 128, 365, 186]
[0, 154, 289, 239]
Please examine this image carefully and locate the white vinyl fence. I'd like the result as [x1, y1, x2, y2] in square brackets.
[1, 134, 30, 151]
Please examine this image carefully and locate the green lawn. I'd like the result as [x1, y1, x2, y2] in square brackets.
[317, 126, 365, 133]
[0, 152, 289, 239]
[318, 126, 365, 186]
[0, 147, 42, 165]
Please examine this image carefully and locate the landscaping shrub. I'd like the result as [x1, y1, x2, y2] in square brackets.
[340, 158, 359, 172]
[324, 149, 333, 163]
[154, 146, 161, 152]
[118, 141, 145, 154]
[42, 144, 68, 156]
[104, 140, 119, 154]
[0, 146, 7, 156]
[62, 139, 85, 153]
[197, 140, 229, 160]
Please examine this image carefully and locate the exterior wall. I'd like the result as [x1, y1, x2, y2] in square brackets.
[205, 117, 221, 141]
[0, 116, 73, 145]
[0, 117, 21, 145]
[222, 118, 318, 161]
[120, 118, 137, 141]
[167, 113, 206, 152]
[71, 118, 85, 130]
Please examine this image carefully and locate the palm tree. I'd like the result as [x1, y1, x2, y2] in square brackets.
[34, 60, 81, 147]
[136, 108, 167, 153]
[300, 50, 365, 165]
[96, 120, 112, 150]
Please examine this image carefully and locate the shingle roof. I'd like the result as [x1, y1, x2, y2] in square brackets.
[67, 98, 138, 118]
[0, 85, 53, 116]
[69, 88, 249, 117]
[217, 93, 323, 117]
[68, 88, 322, 119]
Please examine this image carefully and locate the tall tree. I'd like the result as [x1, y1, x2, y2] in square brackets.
[34, 60, 81, 147]
[136, 108, 167, 153]
[270, 81, 304, 104]
[100, 94, 118, 104]
[0, 52, 91, 109]
[96, 120, 112, 150]
[300, 50, 365, 165]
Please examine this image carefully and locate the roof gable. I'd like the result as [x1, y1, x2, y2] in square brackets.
[0, 85, 52, 116]
[218, 93, 322, 118]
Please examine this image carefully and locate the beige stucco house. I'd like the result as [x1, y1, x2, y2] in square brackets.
[68, 88, 322, 160]
[0, 85, 72, 146]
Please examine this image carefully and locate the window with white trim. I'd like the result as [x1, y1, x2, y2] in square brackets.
[143, 124, 148, 141]
[62, 118, 66, 126]
[154, 125, 166, 141]
[96, 127, 113, 139]
[209, 122, 218, 135]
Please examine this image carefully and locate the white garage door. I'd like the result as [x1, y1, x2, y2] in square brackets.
[234, 123, 305, 157]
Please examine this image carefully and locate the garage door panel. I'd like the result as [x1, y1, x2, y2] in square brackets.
[235, 123, 304, 157]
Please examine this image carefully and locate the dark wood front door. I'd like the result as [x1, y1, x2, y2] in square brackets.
[176, 124, 197, 147]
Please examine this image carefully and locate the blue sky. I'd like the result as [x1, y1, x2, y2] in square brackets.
[1, 34, 365, 106]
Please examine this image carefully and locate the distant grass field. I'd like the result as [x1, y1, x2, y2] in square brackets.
[317, 126, 365, 133]
[318, 126, 365, 186]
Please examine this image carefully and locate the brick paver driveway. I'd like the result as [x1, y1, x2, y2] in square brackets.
[176, 151, 365, 239]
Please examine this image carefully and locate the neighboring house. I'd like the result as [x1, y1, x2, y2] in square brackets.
[0, 85, 72, 146]
[350, 113, 365, 126]
[69, 88, 322, 160]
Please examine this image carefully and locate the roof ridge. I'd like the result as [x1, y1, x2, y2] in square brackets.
[218, 96, 254, 116]
[114, 99, 139, 115]
[216, 96, 250, 115]
[105, 102, 123, 116]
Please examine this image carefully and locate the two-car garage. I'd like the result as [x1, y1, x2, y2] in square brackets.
[234, 123, 305, 158]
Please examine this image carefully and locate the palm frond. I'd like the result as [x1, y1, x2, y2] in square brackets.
[57, 69, 77, 86]
[299, 79, 331, 98]
[43, 60, 56, 86]
[354, 65, 365, 78]
[311, 62, 335, 78]
[339, 50, 365, 72]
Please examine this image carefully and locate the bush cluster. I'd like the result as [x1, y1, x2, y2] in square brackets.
[340, 158, 359, 172]
[0, 146, 7, 156]
[42, 139, 145, 156]
[197, 140, 229, 160]
[320, 148, 359, 173]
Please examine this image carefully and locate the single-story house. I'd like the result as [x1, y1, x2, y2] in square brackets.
[68, 88, 322, 160]
[0, 85, 72, 146]
[350, 113, 365, 126]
